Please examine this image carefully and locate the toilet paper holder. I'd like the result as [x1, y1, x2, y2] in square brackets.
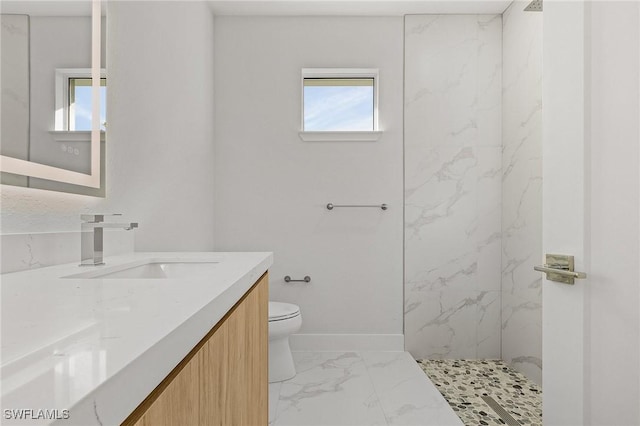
[284, 275, 311, 283]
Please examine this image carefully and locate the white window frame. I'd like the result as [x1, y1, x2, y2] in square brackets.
[299, 68, 382, 142]
[52, 68, 106, 140]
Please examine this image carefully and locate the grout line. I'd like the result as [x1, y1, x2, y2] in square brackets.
[499, 5, 505, 363]
[401, 14, 407, 344]
[269, 382, 283, 426]
[358, 351, 392, 426]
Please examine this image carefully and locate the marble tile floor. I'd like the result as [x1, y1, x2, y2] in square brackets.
[418, 359, 542, 426]
[269, 351, 463, 426]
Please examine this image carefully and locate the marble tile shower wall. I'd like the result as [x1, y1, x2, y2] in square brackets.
[404, 15, 503, 359]
[501, 1, 543, 385]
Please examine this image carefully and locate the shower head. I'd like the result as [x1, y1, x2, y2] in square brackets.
[524, 0, 543, 12]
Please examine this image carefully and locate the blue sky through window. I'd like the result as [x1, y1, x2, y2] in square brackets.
[304, 84, 374, 131]
[74, 85, 106, 131]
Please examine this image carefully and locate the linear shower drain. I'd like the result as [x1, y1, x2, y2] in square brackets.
[481, 396, 521, 426]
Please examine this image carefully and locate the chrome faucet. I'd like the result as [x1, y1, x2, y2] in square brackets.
[81, 214, 138, 266]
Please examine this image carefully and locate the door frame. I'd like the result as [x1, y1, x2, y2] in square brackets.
[542, 1, 588, 424]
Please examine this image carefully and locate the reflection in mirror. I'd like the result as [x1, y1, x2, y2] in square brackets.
[0, 1, 105, 196]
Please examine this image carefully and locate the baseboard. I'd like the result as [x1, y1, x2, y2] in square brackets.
[289, 334, 404, 352]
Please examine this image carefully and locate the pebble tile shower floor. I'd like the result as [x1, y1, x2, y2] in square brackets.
[418, 359, 542, 426]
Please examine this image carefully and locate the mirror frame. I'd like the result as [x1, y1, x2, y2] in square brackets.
[0, 0, 102, 189]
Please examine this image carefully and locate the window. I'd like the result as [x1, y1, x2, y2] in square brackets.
[304, 77, 374, 131]
[300, 68, 381, 141]
[68, 77, 106, 131]
[55, 68, 106, 132]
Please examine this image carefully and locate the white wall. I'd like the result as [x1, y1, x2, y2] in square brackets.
[213, 16, 404, 349]
[501, 1, 542, 384]
[0, 15, 29, 175]
[404, 15, 503, 359]
[586, 1, 640, 424]
[106, 1, 215, 251]
[1, 1, 216, 269]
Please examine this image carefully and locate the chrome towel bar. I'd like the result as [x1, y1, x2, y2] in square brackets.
[284, 275, 311, 283]
[326, 203, 387, 211]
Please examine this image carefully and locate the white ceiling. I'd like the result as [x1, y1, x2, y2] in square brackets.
[0, 1, 108, 16]
[207, 0, 514, 16]
[0, 0, 513, 17]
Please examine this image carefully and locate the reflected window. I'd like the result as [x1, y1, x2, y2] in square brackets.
[54, 68, 106, 132]
[68, 77, 106, 131]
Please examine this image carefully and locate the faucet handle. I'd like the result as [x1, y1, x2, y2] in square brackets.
[81, 214, 123, 223]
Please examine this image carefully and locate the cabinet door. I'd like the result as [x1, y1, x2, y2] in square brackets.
[245, 273, 268, 425]
[200, 273, 269, 425]
[124, 273, 269, 426]
[132, 351, 200, 426]
[199, 316, 229, 425]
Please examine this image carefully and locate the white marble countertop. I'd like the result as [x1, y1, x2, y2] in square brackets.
[0, 252, 273, 426]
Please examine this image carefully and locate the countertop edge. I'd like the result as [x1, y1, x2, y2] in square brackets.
[0, 252, 273, 426]
[64, 255, 273, 426]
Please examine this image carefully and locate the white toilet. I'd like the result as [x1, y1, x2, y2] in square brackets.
[268, 301, 302, 383]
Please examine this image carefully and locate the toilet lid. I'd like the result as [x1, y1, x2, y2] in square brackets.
[269, 302, 300, 321]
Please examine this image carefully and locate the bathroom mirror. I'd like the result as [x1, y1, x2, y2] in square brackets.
[0, 0, 105, 196]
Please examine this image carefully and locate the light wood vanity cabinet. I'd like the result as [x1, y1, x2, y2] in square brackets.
[123, 272, 269, 426]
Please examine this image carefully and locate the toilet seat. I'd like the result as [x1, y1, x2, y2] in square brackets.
[269, 301, 300, 322]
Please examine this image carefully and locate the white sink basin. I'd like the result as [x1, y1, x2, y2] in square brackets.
[64, 259, 220, 279]
[93, 262, 219, 279]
